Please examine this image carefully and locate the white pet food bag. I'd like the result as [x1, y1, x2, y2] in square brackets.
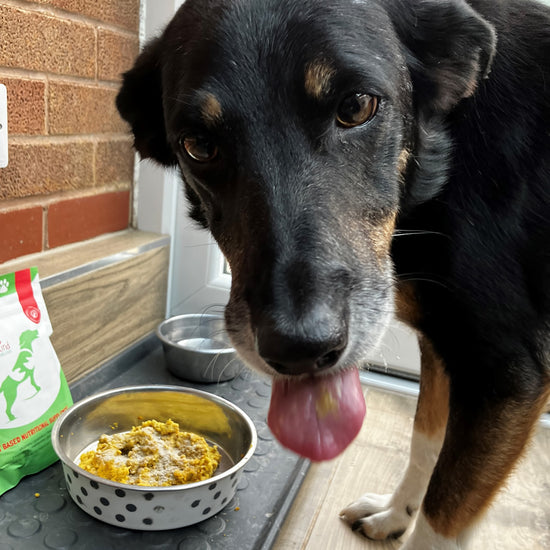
[0, 267, 72, 494]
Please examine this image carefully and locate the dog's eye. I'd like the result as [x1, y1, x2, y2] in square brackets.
[181, 136, 218, 162]
[336, 93, 378, 128]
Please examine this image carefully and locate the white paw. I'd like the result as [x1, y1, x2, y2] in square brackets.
[0, 278, 9, 293]
[340, 493, 414, 541]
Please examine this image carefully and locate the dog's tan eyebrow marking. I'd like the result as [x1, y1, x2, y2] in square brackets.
[304, 60, 336, 99]
[200, 92, 223, 126]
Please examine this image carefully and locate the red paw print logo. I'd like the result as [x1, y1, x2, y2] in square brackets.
[25, 306, 41, 323]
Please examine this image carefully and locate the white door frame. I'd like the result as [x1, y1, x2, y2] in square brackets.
[135, 1, 232, 317]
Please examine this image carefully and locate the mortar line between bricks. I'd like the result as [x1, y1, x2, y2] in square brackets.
[1, 0, 140, 38]
[42, 203, 48, 252]
[0, 186, 132, 213]
[92, 140, 98, 188]
[44, 75, 50, 135]
[0, 67, 124, 90]
[8, 134, 133, 145]
[94, 26, 99, 84]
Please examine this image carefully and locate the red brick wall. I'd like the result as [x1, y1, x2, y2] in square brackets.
[0, 0, 140, 263]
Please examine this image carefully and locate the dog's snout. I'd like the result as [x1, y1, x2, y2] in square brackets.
[262, 330, 347, 375]
[257, 310, 348, 376]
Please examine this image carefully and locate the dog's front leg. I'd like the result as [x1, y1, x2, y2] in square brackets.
[401, 366, 550, 550]
[340, 338, 449, 540]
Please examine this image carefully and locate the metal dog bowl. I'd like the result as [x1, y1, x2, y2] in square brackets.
[157, 314, 243, 382]
[51, 385, 257, 530]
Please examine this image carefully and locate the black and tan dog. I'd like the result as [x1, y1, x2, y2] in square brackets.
[117, 0, 550, 547]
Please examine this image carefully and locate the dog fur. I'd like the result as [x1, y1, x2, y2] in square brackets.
[117, 0, 550, 547]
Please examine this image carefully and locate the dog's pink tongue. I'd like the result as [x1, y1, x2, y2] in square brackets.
[268, 368, 365, 461]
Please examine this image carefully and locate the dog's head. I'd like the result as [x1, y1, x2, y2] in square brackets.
[117, 0, 495, 459]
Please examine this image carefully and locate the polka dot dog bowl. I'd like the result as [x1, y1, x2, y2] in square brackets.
[51, 385, 257, 530]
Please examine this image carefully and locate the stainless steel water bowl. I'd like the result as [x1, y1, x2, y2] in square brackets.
[157, 314, 242, 382]
[51, 385, 257, 530]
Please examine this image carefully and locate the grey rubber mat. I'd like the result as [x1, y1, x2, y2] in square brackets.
[0, 335, 309, 549]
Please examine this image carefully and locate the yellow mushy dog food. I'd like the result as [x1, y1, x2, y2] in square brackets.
[78, 419, 221, 486]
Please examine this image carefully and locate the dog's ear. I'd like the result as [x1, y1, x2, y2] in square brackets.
[389, 0, 497, 113]
[116, 38, 176, 166]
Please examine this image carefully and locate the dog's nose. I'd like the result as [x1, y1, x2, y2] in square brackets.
[256, 312, 348, 376]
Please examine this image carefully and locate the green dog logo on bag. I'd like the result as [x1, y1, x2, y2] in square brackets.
[0, 324, 63, 428]
[1, 329, 40, 422]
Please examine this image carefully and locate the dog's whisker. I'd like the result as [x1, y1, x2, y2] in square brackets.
[183, 242, 219, 249]
[392, 229, 450, 238]
[396, 273, 452, 290]
[381, 328, 402, 349]
[200, 304, 227, 316]
[165, 94, 196, 107]
[215, 355, 246, 385]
